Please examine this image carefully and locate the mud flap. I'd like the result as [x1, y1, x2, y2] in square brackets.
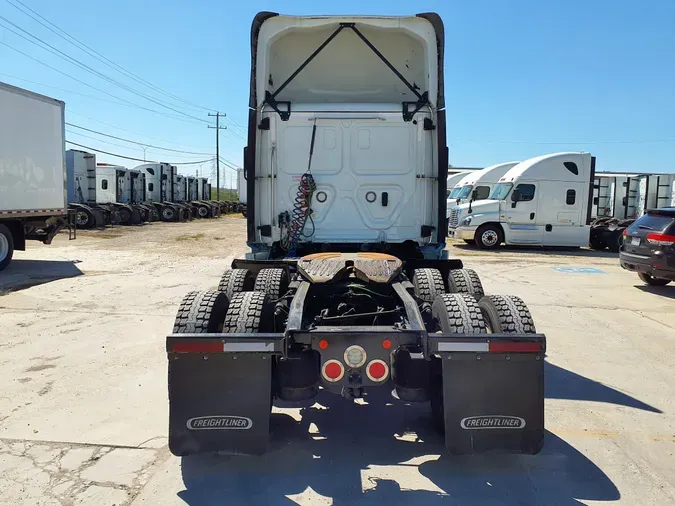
[168, 353, 272, 456]
[440, 349, 544, 454]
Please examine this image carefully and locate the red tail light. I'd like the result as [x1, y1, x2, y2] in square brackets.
[622, 229, 628, 236]
[646, 233, 675, 246]
[322, 360, 344, 382]
[365, 360, 389, 382]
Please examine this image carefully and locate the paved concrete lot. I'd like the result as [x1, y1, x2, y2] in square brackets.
[1, 217, 674, 505]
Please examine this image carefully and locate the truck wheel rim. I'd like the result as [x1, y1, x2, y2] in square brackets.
[0, 234, 8, 262]
[481, 230, 499, 246]
[76, 211, 89, 226]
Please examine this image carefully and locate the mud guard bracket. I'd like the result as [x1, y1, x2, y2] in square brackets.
[168, 352, 273, 456]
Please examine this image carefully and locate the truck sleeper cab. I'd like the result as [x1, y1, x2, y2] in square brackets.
[166, 12, 546, 458]
[450, 152, 595, 249]
[135, 163, 185, 222]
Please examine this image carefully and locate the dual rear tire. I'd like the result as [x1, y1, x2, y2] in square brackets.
[412, 267, 485, 302]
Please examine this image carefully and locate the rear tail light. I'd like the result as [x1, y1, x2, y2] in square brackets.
[365, 360, 389, 382]
[322, 360, 344, 382]
[622, 229, 628, 236]
[646, 233, 675, 246]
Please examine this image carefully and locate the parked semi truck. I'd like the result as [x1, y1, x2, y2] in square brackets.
[94, 163, 147, 225]
[445, 170, 471, 199]
[449, 152, 596, 248]
[0, 82, 75, 271]
[66, 150, 115, 228]
[166, 12, 545, 457]
[135, 163, 185, 222]
[449, 162, 520, 206]
[589, 172, 675, 251]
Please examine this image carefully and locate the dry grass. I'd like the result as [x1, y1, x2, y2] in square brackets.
[174, 233, 205, 242]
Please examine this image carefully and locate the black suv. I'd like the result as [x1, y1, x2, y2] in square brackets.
[620, 208, 675, 286]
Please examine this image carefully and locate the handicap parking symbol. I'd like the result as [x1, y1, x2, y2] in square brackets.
[552, 267, 606, 274]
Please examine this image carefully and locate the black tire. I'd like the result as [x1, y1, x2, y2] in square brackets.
[161, 206, 176, 221]
[476, 223, 503, 250]
[412, 268, 446, 303]
[217, 268, 255, 298]
[222, 292, 274, 333]
[118, 207, 132, 224]
[429, 293, 486, 433]
[197, 206, 209, 218]
[478, 295, 537, 334]
[254, 268, 290, 301]
[431, 293, 486, 334]
[638, 272, 671, 286]
[607, 228, 624, 253]
[172, 291, 230, 333]
[150, 208, 160, 221]
[589, 230, 606, 250]
[74, 208, 95, 229]
[0, 224, 15, 271]
[138, 207, 149, 222]
[447, 268, 484, 300]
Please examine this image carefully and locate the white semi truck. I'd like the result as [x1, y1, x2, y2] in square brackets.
[0, 82, 75, 271]
[449, 162, 520, 206]
[167, 12, 545, 458]
[94, 163, 160, 225]
[449, 152, 596, 248]
[134, 163, 187, 222]
[445, 170, 472, 199]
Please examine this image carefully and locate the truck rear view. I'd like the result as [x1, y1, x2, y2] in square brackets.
[166, 13, 546, 458]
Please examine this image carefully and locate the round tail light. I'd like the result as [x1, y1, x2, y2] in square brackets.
[322, 360, 345, 382]
[366, 360, 389, 382]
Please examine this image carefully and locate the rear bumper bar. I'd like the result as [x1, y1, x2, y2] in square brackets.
[167, 331, 546, 358]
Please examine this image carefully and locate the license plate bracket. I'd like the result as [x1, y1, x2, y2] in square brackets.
[631, 237, 641, 246]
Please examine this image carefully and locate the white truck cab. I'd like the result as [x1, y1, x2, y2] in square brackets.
[451, 152, 595, 249]
[450, 162, 520, 205]
[446, 171, 472, 199]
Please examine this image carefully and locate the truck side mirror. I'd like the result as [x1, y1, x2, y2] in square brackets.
[471, 189, 478, 201]
[511, 189, 520, 208]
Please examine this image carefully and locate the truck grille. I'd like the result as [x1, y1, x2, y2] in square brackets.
[449, 208, 460, 228]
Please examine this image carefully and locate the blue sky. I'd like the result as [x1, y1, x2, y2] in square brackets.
[1, 0, 674, 184]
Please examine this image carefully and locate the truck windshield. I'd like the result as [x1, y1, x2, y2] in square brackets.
[448, 187, 462, 199]
[456, 185, 474, 199]
[489, 183, 513, 200]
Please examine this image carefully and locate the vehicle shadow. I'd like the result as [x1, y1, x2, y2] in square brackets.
[0, 259, 83, 293]
[177, 362, 635, 505]
[635, 284, 675, 299]
[545, 362, 661, 413]
[451, 243, 618, 259]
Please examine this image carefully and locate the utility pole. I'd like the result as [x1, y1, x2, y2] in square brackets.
[208, 113, 227, 201]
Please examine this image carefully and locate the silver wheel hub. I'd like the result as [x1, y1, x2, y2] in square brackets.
[76, 211, 89, 226]
[481, 230, 499, 247]
[0, 234, 8, 262]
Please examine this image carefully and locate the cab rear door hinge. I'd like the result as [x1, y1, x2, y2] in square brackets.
[258, 117, 270, 130]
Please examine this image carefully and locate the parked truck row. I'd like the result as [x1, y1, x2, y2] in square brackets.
[66, 149, 244, 229]
[447, 153, 675, 251]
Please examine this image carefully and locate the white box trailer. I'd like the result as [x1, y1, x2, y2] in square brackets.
[0, 82, 75, 271]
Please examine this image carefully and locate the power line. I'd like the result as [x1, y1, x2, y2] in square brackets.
[65, 130, 210, 160]
[66, 123, 213, 155]
[5, 0, 216, 113]
[65, 141, 213, 165]
[67, 110, 214, 150]
[0, 43, 206, 126]
[0, 15, 210, 124]
[451, 137, 675, 145]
